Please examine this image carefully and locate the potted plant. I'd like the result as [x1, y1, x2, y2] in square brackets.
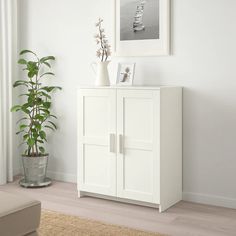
[11, 50, 61, 187]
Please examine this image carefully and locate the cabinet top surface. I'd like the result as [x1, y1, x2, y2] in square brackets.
[78, 85, 182, 90]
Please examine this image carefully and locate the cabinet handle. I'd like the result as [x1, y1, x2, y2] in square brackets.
[109, 134, 115, 153]
[119, 134, 123, 154]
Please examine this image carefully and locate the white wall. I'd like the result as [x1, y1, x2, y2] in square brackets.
[17, 0, 236, 208]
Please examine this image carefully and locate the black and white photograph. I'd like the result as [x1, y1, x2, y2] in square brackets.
[114, 0, 170, 56]
[120, 0, 159, 41]
[116, 63, 135, 86]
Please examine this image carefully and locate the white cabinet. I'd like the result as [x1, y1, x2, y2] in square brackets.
[77, 89, 116, 196]
[77, 87, 182, 212]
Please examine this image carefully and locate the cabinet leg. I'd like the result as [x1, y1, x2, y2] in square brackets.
[78, 191, 83, 198]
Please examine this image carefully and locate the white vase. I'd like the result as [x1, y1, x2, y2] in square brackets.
[91, 61, 110, 86]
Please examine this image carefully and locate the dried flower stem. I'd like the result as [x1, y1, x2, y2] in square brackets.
[95, 18, 111, 62]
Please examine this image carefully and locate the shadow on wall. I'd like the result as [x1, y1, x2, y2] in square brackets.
[183, 86, 236, 197]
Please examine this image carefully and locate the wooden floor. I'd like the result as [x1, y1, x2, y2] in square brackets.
[1, 178, 236, 236]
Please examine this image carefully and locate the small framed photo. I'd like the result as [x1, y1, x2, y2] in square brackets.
[116, 63, 135, 86]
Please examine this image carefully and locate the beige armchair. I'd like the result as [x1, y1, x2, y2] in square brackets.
[0, 191, 41, 236]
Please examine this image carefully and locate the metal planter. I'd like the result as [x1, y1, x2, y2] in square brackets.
[19, 154, 51, 188]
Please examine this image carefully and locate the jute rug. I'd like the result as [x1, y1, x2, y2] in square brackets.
[39, 210, 164, 236]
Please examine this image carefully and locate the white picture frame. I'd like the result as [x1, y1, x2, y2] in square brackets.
[116, 63, 135, 86]
[113, 0, 170, 56]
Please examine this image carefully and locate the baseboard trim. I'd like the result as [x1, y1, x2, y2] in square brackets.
[13, 168, 76, 183]
[183, 192, 236, 209]
[13, 168, 22, 176]
[47, 171, 76, 183]
[12, 170, 236, 209]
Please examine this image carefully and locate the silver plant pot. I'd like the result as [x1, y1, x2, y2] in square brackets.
[19, 154, 51, 188]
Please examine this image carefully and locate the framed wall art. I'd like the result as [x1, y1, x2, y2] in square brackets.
[116, 62, 135, 86]
[113, 0, 170, 56]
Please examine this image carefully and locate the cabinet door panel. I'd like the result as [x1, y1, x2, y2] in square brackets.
[123, 149, 153, 194]
[117, 90, 160, 204]
[78, 89, 116, 196]
[124, 98, 153, 141]
[83, 145, 112, 187]
[84, 96, 109, 136]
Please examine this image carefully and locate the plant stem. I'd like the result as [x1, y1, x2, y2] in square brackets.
[99, 23, 105, 62]
[34, 61, 41, 156]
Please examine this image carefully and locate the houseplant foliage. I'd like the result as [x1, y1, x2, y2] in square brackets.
[11, 50, 61, 186]
[11, 50, 61, 156]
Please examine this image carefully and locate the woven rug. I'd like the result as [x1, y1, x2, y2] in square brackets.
[39, 210, 164, 236]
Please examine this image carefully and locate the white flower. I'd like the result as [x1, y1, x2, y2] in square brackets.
[95, 18, 103, 27]
[94, 18, 111, 61]
[107, 50, 111, 56]
[96, 50, 102, 58]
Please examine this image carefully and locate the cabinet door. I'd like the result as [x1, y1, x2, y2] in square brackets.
[117, 89, 160, 204]
[78, 89, 116, 196]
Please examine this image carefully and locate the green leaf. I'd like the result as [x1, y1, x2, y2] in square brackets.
[40, 86, 62, 93]
[11, 105, 21, 112]
[50, 114, 57, 119]
[19, 94, 30, 97]
[34, 114, 44, 122]
[35, 97, 43, 105]
[39, 108, 50, 115]
[13, 84, 28, 88]
[22, 103, 31, 110]
[39, 86, 49, 92]
[33, 131, 38, 138]
[20, 124, 28, 130]
[40, 92, 51, 99]
[39, 146, 45, 154]
[27, 61, 38, 69]
[18, 59, 27, 64]
[20, 50, 37, 56]
[43, 102, 51, 109]
[48, 121, 57, 130]
[16, 130, 24, 135]
[35, 122, 41, 130]
[28, 70, 36, 78]
[14, 80, 29, 84]
[16, 117, 28, 124]
[50, 86, 62, 92]
[40, 56, 55, 63]
[23, 134, 29, 140]
[29, 81, 37, 86]
[26, 61, 39, 78]
[13, 82, 28, 88]
[44, 125, 54, 131]
[27, 138, 35, 147]
[39, 131, 46, 139]
[40, 72, 55, 78]
[31, 128, 36, 133]
[21, 107, 30, 114]
[43, 61, 51, 68]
